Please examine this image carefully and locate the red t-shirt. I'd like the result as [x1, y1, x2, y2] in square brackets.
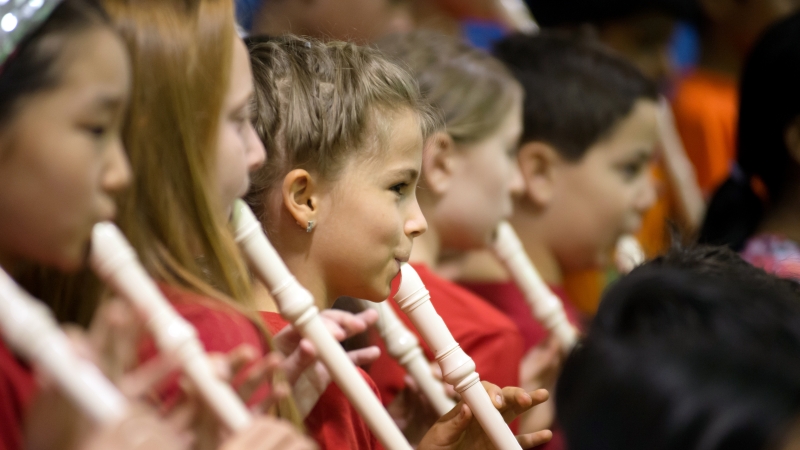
[0, 342, 35, 450]
[139, 284, 271, 407]
[368, 263, 524, 409]
[260, 311, 384, 450]
[458, 281, 583, 450]
[458, 281, 584, 352]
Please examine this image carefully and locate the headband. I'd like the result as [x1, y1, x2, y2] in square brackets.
[1, 0, 64, 67]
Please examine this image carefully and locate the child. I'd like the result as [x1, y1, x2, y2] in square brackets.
[0, 0, 189, 448]
[245, 34, 553, 450]
[20, 0, 323, 447]
[558, 245, 800, 449]
[455, 31, 659, 438]
[365, 30, 527, 428]
[672, 0, 799, 197]
[699, 11, 800, 282]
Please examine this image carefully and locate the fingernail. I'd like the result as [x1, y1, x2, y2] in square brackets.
[495, 394, 503, 406]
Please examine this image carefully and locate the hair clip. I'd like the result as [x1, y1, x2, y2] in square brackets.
[1, 0, 64, 68]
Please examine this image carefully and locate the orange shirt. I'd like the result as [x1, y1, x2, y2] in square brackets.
[672, 69, 739, 197]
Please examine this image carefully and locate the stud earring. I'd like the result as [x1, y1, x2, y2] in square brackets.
[306, 220, 315, 233]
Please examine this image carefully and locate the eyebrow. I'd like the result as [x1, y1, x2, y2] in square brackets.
[389, 168, 420, 181]
[232, 89, 255, 113]
[90, 94, 124, 112]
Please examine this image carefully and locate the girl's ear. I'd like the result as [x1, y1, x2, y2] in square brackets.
[421, 131, 457, 196]
[517, 141, 561, 208]
[785, 115, 800, 166]
[282, 169, 318, 231]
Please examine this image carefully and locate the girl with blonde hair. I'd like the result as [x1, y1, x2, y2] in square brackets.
[245, 34, 552, 449]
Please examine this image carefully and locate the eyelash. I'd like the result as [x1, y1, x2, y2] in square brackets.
[84, 125, 107, 137]
[390, 182, 408, 195]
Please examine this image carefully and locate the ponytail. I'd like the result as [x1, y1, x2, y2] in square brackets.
[698, 165, 764, 251]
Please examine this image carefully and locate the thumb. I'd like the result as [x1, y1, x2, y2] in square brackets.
[423, 403, 472, 447]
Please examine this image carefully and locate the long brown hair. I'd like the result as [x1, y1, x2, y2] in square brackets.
[20, 0, 302, 426]
[106, 0, 250, 303]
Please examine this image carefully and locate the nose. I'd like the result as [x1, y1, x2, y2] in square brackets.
[508, 159, 525, 197]
[634, 166, 658, 214]
[405, 194, 428, 238]
[102, 137, 132, 194]
[246, 123, 266, 173]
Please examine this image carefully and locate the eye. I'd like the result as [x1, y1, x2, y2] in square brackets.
[82, 124, 108, 138]
[390, 182, 408, 195]
[618, 161, 645, 180]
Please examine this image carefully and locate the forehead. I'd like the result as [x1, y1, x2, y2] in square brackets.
[588, 100, 659, 158]
[48, 28, 129, 101]
[342, 107, 423, 178]
[226, 38, 253, 105]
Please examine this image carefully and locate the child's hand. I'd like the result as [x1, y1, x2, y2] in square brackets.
[25, 300, 192, 450]
[78, 403, 194, 450]
[517, 337, 563, 433]
[272, 308, 380, 385]
[219, 416, 317, 450]
[417, 382, 552, 450]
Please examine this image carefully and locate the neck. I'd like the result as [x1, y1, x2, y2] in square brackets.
[698, 29, 744, 80]
[509, 207, 563, 285]
[757, 181, 800, 244]
[283, 252, 333, 310]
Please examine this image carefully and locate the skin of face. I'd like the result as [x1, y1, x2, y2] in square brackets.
[215, 37, 266, 217]
[0, 28, 131, 272]
[429, 99, 525, 251]
[539, 99, 659, 272]
[310, 108, 427, 302]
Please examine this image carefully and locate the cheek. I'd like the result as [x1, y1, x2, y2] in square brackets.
[0, 130, 98, 268]
[216, 128, 249, 193]
[316, 194, 401, 299]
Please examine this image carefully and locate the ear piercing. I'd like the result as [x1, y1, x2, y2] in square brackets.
[306, 220, 315, 233]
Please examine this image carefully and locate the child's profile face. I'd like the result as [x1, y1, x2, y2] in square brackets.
[311, 108, 427, 302]
[0, 28, 131, 271]
[546, 99, 658, 272]
[433, 100, 524, 251]
[215, 37, 265, 217]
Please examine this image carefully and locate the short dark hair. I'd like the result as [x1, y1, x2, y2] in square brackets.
[493, 31, 658, 161]
[0, 0, 109, 130]
[557, 245, 800, 450]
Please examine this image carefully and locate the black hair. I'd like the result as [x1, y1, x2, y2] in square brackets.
[558, 337, 800, 450]
[0, 0, 109, 130]
[493, 31, 658, 161]
[524, 0, 702, 26]
[698, 11, 800, 250]
[557, 245, 800, 450]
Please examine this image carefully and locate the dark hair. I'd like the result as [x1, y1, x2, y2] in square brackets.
[558, 337, 800, 450]
[0, 0, 109, 130]
[557, 246, 800, 450]
[699, 11, 800, 250]
[524, 0, 701, 26]
[493, 31, 658, 160]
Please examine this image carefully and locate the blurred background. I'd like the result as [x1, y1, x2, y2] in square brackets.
[234, 0, 800, 315]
